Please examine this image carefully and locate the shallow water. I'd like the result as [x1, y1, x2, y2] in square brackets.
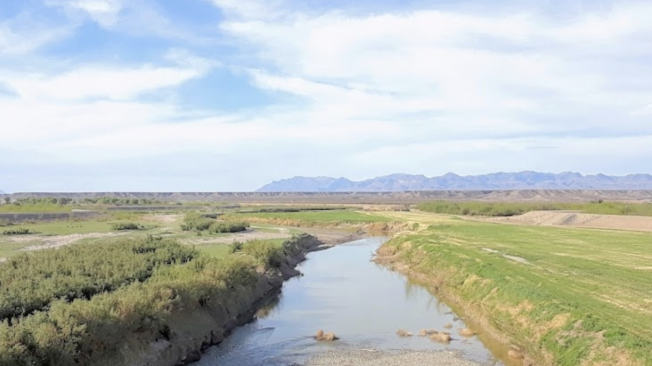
[193, 237, 503, 366]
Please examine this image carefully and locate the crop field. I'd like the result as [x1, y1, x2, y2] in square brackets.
[379, 211, 652, 365]
[224, 210, 391, 223]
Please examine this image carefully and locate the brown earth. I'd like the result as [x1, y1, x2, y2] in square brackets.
[482, 211, 652, 232]
[10, 232, 125, 252]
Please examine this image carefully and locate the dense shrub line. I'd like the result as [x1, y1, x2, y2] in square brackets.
[1, 228, 30, 236]
[0, 235, 310, 366]
[0, 238, 197, 322]
[181, 212, 249, 233]
[208, 221, 249, 234]
[110, 222, 143, 231]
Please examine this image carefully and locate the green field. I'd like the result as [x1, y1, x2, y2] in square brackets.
[380, 213, 652, 365]
[0, 204, 75, 213]
[417, 200, 652, 217]
[224, 210, 391, 223]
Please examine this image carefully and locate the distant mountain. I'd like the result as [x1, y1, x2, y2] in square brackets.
[0, 189, 5, 194]
[257, 172, 652, 192]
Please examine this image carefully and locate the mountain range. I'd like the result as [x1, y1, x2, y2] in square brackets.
[257, 172, 652, 192]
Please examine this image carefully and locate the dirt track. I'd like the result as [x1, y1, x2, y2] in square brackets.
[12, 232, 125, 252]
[484, 211, 652, 232]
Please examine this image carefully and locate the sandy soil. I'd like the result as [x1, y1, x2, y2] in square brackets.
[183, 228, 293, 245]
[303, 349, 481, 366]
[482, 211, 652, 232]
[300, 227, 364, 245]
[16, 232, 125, 251]
[142, 214, 182, 224]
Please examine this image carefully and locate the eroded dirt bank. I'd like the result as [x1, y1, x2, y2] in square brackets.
[481, 210, 652, 232]
[374, 246, 533, 366]
[104, 234, 325, 366]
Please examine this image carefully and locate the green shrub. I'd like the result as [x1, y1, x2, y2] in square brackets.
[180, 212, 214, 231]
[110, 222, 141, 230]
[0, 238, 197, 321]
[241, 240, 286, 269]
[208, 221, 249, 234]
[230, 241, 244, 253]
[0, 234, 311, 366]
[2, 228, 30, 236]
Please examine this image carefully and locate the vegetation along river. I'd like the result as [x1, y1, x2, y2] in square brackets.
[192, 237, 504, 366]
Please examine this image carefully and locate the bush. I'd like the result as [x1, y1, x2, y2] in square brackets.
[2, 228, 30, 236]
[110, 222, 142, 231]
[230, 241, 244, 253]
[182, 212, 249, 234]
[180, 212, 214, 231]
[0, 238, 197, 322]
[208, 221, 249, 234]
[241, 240, 286, 269]
[0, 235, 311, 366]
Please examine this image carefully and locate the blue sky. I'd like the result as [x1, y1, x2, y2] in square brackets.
[1, 0, 652, 192]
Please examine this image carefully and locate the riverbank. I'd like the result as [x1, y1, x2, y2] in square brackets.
[130, 234, 327, 366]
[374, 212, 652, 366]
[0, 234, 327, 366]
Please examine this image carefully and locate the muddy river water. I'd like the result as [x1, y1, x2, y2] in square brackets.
[193, 237, 503, 366]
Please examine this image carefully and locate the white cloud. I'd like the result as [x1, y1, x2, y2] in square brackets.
[3, 0, 652, 191]
[213, 2, 652, 144]
[0, 14, 73, 55]
[0, 51, 212, 101]
[66, 0, 123, 26]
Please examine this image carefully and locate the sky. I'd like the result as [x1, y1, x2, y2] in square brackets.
[1, 0, 652, 192]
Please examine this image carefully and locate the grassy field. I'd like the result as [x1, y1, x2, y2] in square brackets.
[378, 212, 652, 365]
[224, 210, 391, 223]
[0, 203, 75, 213]
[417, 201, 652, 217]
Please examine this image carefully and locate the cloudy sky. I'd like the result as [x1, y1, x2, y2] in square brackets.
[1, 0, 651, 192]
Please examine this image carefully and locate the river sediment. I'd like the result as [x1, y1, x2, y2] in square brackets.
[304, 349, 481, 366]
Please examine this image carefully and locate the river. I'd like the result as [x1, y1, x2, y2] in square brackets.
[193, 237, 503, 366]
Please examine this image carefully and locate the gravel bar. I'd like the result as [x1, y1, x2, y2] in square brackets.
[304, 349, 483, 366]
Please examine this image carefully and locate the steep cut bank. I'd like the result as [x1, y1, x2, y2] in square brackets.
[0, 235, 324, 366]
[128, 234, 324, 366]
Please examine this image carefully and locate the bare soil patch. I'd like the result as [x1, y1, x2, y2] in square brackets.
[17, 233, 125, 251]
[481, 211, 652, 232]
[183, 228, 292, 245]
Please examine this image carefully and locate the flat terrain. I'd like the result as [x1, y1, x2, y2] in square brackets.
[485, 210, 652, 232]
[0, 213, 297, 261]
[376, 211, 652, 365]
[4, 189, 652, 204]
[224, 210, 391, 223]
